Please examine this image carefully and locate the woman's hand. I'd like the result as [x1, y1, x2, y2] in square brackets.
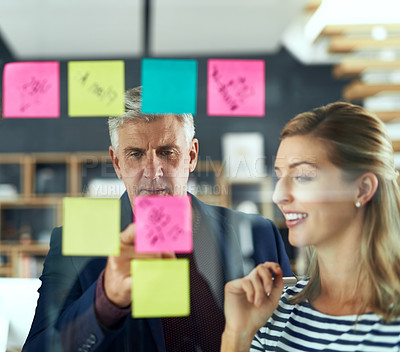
[221, 262, 284, 352]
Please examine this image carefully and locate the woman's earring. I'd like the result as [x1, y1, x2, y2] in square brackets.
[355, 201, 361, 208]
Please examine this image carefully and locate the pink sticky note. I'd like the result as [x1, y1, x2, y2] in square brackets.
[2, 61, 60, 118]
[134, 196, 192, 253]
[207, 59, 265, 117]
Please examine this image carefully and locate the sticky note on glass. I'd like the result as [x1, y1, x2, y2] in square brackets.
[62, 197, 120, 256]
[207, 59, 265, 117]
[141, 58, 197, 114]
[134, 195, 192, 253]
[68, 60, 125, 117]
[2, 61, 60, 118]
[131, 259, 190, 318]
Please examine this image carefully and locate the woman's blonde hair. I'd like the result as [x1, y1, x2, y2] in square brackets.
[283, 102, 400, 321]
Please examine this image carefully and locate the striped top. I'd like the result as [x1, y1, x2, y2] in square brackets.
[251, 280, 400, 352]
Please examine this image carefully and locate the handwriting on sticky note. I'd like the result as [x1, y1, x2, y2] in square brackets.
[207, 59, 265, 117]
[3, 61, 60, 118]
[134, 196, 192, 253]
[131, 259, 190, 318]
[67, 61, 125, 117]
[73, 70, 118, 106]
[211, 67, 255, 112]
[19, 76, 51, 112]
[62, 197, 121, 257]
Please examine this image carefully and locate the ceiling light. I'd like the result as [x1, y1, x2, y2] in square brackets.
[305, 0, 400, 42]
[371, 26, 388, 41]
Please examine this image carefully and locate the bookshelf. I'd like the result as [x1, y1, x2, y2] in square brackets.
[0, 152, 279, 277]
[227, 178, 274, 220]
[0, 152, 245, 278]
[0, 152, 119, 278]
[0, 243, 49, 278]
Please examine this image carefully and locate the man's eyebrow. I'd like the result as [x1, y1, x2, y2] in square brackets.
[123, 147, 145, 155]
[122, 145, 180, 154]
[158, 144, 179, 150]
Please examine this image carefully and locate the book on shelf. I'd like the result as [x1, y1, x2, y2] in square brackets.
[20, 255, 45, 278]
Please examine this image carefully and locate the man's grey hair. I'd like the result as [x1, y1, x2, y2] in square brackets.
[108, 86, 195, 152]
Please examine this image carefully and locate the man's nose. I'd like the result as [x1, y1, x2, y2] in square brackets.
[143, 155, 163, 179]
[272, 177, 293, 205]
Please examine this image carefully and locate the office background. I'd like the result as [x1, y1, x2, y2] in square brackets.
[1, 0, 400, 268]
[1, 0, 400, 349]
[0, 51, 348, 159]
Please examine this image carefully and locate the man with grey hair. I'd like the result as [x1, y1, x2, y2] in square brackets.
[23, 87, 291, 352]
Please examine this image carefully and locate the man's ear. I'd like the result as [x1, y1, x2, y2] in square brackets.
[188, 139, 199, 173]
[109, 146, 122, 179]
[355, 172, 378, 206]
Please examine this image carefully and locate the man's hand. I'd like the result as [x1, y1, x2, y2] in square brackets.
[104, 223, 175, 308]
[221, 262, 284, 352]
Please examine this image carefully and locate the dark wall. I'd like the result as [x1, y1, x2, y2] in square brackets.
[0, 49, 349, 169]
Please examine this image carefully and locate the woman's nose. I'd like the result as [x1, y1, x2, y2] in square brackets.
[272, 177, 293, 205]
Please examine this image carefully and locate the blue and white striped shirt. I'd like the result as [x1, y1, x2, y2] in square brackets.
[251, 280, 400, 351]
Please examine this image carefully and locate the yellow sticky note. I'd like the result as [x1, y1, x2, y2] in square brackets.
[62, 197, 120, 256]
[68, 60, 125, 117]
[131, 259, 190, 318]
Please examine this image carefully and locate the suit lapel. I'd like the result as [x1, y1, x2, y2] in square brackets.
[146, 318, 166, 352]
[190, 195, 226, 308]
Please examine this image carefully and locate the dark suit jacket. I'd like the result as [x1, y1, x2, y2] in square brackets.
[22, 192, 291, 352]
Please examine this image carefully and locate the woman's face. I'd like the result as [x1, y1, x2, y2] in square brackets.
[272, 135, 360, 249]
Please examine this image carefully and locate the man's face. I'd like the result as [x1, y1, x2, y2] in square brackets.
[110, 115, 198, 206]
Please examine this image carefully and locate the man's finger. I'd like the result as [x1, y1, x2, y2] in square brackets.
[161, 252, 177, 259]
[120, 223, 135, 245]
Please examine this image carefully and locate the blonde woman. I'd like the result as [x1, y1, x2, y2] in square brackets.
[221, 102, 400, 351]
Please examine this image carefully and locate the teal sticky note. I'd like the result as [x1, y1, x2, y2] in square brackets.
[62, 197, 120, 256]
[141, 58, 197, 114]
[131, 259, 190, 318]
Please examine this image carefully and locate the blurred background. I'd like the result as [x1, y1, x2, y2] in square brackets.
[1, 0, 400, 271]
[1, 0, 400, 266]
[0, 0, 400, 300]
[0, 0, 400, 347]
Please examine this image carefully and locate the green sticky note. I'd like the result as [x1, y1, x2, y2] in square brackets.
[62, 197, 120, 256]
[68, 60, 125, 117]
[131, 259, 190, 318]
[141, 58, 197, 114]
